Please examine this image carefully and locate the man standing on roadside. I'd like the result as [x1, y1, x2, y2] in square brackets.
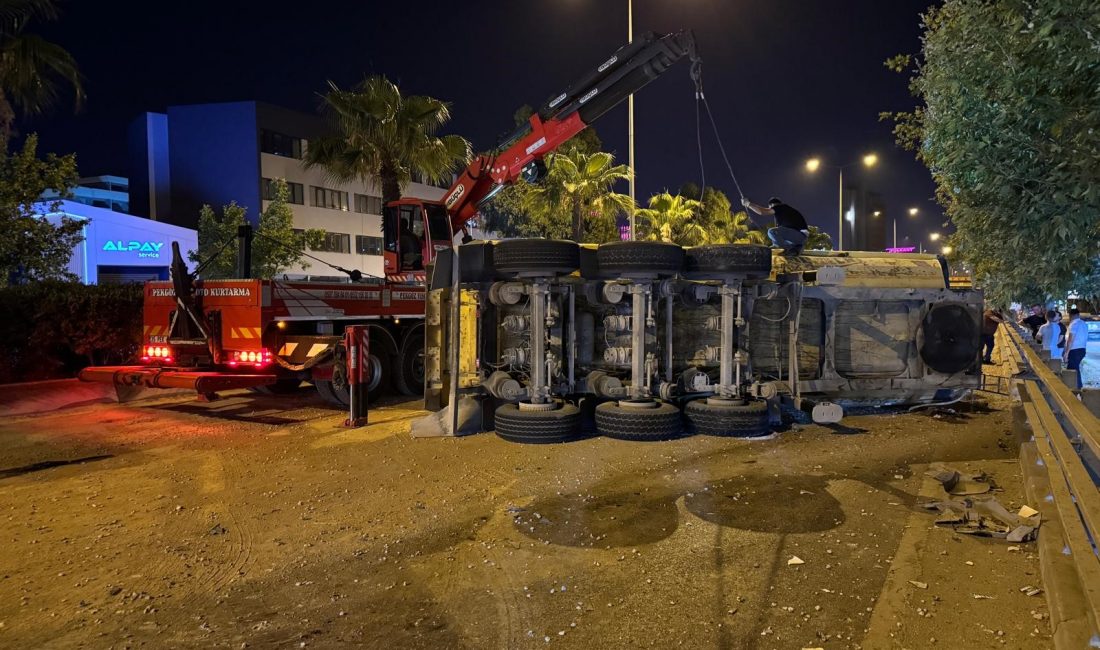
[1037, 310, 1063, 364]
[1021, 305, 1046, 340]
[981, 307, 1004, 365]
[1062, 308, 1089, 389]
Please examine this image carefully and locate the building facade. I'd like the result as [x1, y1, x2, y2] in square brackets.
[41, 175, 130, 214]
[130, 102, 447, 280]
[35, 200, 197, 284]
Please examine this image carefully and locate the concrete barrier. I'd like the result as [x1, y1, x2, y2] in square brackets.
[1082, 389, 1100, 418]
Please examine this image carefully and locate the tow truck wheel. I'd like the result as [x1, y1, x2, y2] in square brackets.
[316, 350, 391, 407]
[393, 327, 425, 396]
[494, 402, 582, 444]
[492, 239, 580, 276]
[683, 244, 772, 279]
[683, 397, 771, 438]
[594, 400, 683, 441]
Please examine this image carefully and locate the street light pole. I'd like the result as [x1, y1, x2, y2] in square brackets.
[837, 167, 843, 251]
[893, 219, 897, 249]
[627, 0, 635, 241]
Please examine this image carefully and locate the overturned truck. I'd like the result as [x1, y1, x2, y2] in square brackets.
[421, 239, 984, 441]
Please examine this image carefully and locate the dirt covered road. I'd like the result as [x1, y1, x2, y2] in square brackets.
[0, 382, 1051, 649]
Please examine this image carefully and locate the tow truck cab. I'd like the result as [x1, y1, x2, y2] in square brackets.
[383, 200, 456, 275]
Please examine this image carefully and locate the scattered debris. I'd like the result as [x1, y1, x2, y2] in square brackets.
[920, 496, 1040, 542]
[973, 594, 995, 600]
[1020, 586, 1043, 597]
[1007, 546, 1021, 552]
[1018, 505, 1039, 519]
[209, 523, 228, 536]
[787, 556, 805, 566]
[925, 463, 998, 495]
[909, 580, 929, 589]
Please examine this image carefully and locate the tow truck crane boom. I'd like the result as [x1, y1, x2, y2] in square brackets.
[383, 31, 698, 276]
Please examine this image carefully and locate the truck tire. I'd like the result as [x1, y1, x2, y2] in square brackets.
[493, 239, 580, 275]
[683, 398, 771, 437]
[393, 326, 425, 396]
[919, 303, 981, 374]
[683, 244, 772, 279]
[315, 348, 391, 407]
[494, 402, 582, 444]
[596, 241, 683, 276]
[594, 400, 683, 441]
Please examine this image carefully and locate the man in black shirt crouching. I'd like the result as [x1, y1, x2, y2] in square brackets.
[742, 197, 808, 255]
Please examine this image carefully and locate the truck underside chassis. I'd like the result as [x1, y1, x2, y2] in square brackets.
[424, 240, 984, 443]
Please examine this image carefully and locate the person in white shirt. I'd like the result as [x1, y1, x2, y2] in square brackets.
[1037, 310, 1063, 362]
[1062, 308, 1089, 389]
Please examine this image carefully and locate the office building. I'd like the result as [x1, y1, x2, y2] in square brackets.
[130, 102, 448, 279]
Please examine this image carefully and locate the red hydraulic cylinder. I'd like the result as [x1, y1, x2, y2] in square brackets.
[78, 366, 277, 397]
[344, 325, 370, 428]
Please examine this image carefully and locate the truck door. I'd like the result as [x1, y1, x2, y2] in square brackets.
[423, 203, 455, 265]
[383, 203, 427, 273]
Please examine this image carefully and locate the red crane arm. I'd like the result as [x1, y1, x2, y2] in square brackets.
[438, 30, 699, 236]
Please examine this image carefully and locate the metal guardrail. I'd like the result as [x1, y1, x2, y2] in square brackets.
[1001, 326, 1100, 648]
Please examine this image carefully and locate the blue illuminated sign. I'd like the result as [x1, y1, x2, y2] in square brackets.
[103, 240, 165, 258]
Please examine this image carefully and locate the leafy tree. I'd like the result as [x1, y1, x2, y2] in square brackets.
[637, 192, 704, 244]
[189, 179, 324, 279]
[306, 75, 471, 205]
[0, 0, 84, 151]
[0, 133, 81, 285]
[805, 225, 833, 251]
[883, 0, 1100, 305]
[519, 149, 634, 243]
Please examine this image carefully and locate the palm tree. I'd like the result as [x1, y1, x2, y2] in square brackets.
[637, 192, 704, 244]
[305, 76, 471, 205]
[522, 150, 634, 242]
[704, 209, 768, 245]
[0, 0, 84, 151]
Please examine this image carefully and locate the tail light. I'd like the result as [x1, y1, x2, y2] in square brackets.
[229, 348, 273, 368]
[142, 345, 174, 363]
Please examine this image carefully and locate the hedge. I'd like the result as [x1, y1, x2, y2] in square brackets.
[0, 282, 143, 383]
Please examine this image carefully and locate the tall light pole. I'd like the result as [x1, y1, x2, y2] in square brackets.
[805, 154, 877, 251]
[627, 0, 636, 240]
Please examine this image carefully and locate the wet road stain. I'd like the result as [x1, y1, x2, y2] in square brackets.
[684, 474, 843, 533]
[513, 491, 679, 547]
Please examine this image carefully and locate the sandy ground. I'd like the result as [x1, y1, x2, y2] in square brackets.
[0, 372, 1052, 649]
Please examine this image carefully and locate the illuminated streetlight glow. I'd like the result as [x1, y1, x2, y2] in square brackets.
[805, 157, 821, 173]
[803, 153, 879, 251]
[873, 210, 882, 217]
[908, 207, 919, 216]
[862, 153, 878, 167]
[941, 245, 953, 255]
[929, 232, 941, 242]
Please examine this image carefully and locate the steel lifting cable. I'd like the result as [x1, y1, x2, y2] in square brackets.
[690, 56, 747, 203]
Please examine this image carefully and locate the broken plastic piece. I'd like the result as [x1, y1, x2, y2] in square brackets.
[787, 556, 805, 566]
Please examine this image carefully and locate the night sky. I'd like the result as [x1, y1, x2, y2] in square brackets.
[32, 0, 946, 247]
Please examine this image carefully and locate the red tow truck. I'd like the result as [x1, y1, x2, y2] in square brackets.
[79, 31, 700, 404]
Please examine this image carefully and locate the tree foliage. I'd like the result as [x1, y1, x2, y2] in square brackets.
[883, 0, 1100, 305]
[637, 192, 704, 244]
[0, 133, 81, 285]
[0, 0, 84, 151]
[189, 179, 325, 279]
[679, 183, 769, 245]
[306, 75, 471, 205]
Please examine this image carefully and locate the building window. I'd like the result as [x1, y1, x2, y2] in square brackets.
[356, 235, 383, 255]
[354, 193, 383, 214]
[262, 178, 305, 204]
[260, 129, 303, 159]
[310, 186, 349, 211]
[311, 232, 351, 253]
